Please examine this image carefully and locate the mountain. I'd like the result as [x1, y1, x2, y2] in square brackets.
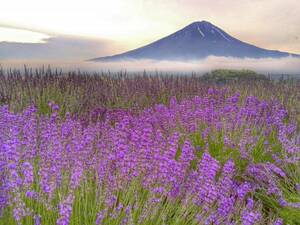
[91, 21, 299, 61]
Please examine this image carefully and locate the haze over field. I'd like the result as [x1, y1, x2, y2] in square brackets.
[2, 57, 300, 76]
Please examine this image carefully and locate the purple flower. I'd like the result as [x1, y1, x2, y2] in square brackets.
[22, 162, 34, 187]
[240, 197, 262, 225]
[34, 214, 41, 225]
[237, 182, 252, 200]
[218, 196, 235, 218]
[70, 162, 83, 190]
[56, 194, 74, 225]
[273, 218, 283, 225]
[96, 210, 106, 225]
[241, 210, 261, 225]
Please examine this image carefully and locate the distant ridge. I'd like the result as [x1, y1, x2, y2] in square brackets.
[91, 21, 299, 61]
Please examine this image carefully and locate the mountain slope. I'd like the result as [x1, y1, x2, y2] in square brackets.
[91, 21, 299, 61]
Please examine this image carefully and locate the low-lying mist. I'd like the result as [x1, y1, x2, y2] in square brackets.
[1, 56, 300, 76]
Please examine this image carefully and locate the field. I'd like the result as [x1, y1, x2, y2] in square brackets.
[0, 68, 299, 225]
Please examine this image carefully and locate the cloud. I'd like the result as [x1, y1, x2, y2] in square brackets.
[0, 27, 50, 43]
[2, 56, 299, 77]
[0, 35, 121, 61]
[85, 56, 300, 75]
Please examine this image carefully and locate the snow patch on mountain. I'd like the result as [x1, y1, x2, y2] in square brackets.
[197, 27, 205, 38]
[213, 27, 231, 42]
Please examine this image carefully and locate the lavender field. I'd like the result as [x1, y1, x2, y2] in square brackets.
[0, 69, 299, 225]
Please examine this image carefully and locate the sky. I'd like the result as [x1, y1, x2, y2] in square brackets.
[0, 0, 299, 64]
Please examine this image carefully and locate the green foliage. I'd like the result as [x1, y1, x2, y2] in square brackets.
[202, 69, 269, 83]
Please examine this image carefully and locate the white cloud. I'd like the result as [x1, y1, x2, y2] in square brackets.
[86, 56, 300, 75]
[3, 57, 299, 76]
[0, 27, 50, 43]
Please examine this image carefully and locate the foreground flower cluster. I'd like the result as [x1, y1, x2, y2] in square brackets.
[0, 89, 299, 225]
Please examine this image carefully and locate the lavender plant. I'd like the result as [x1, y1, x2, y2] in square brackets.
[0, 86, 299, 224]
[1, 68, 299, 122]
